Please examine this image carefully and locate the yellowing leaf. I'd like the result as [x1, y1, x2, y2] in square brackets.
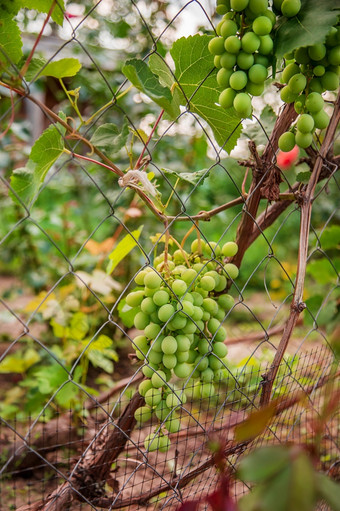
[85, 237, 115, 255]
[107, 226, 143, 274]
[235, 403, 276, 442]
[24, 291, 55, 312]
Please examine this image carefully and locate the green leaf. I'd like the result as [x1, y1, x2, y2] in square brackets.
[0, 348, 40, 373]
[90, 122, 129, 157]
[10, 119, 65, 206]
[69, 312, 89, 341]
[244, 106, 276, 146]
[0, 12, 23, 67]
[235, 402, 275, 442]
[107, 226, 143, 274]
[319, 225, 340, 250]
[316, 472, 340, 511]
[19, 0, 66, 26]
[296, 170, 311, 183]
[170, 35, 242, 152]
[274, 0, 340, 59]
[122, 58, 179, 119]
[161, 167, 209, 186]
[55, 367, 82, 408]
[27, 57, 82, 79]
[23, 56, 46, 81]
[118, 298, 139, 328]
[237, 446, 290, 484]
[306, 257, 340, 284]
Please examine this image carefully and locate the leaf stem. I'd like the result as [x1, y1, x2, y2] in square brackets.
[135, 109, 164, 169]
[63, 149, 121, 176]
[59, 78, 83, 123]
[84, 85, 133, 126]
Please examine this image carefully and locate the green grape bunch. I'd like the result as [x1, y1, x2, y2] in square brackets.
[123, 239, 239, 453]
[278, 20, 340, 152]
[209, 0, 277, 118]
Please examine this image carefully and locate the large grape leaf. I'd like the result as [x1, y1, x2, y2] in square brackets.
[10, 121, 65, 206]
[19, 0, 65, 26]
[0, 11, 23, 66]
[170, 35, 242, 152]
[90, 122, 129, 158]
[274, 0, 340, 59]
[122, 59, 180, 119]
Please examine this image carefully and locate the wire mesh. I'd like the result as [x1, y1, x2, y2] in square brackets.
[0, 1, 339, 510]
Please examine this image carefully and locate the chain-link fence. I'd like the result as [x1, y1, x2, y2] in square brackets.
[0, 1, 339, 510]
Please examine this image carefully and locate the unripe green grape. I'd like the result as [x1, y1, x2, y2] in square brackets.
[142, 363, 158, 378]
[198, 338, 210, 354]
[252, 16, 272, 36]
[192, 262, 205, 273]
[208, 318, 220, 335]
[263, 8, 276, 25]
[326, 27, 338, 47]
[214, 325, 227, 342]
[281, 62, 300, 84]
[288, 73, 306, 94]
[190, 306, 202, 322]
[248, 64, 268, 84]
[201, 367, 215, 382]
[151, 336, 164, 353]
[295, 130, 313, 149]
[281, 0, 301, 17]
[174, 362, 192, 379]
[328, 46, 340, 66]
[144, 272, 162, 289]
[148, 349, 163, 365]
[248, 0, 268, 15]
[205, 270, 220, 285]
[305, 92, 324, 113]
[216, 20, 225, 37]
[224, 35, 242, 54]
[187, 349, 198, 364]
[219, 88, 235, 109]
[202, 297, 218, 315]
[182, 319, 198, 334]
[223, 263, 239, 279]
[138, 379, 153, 397]
[214, 55, 222, 69]
[309, 78, 323, 94]
[233, 92, 252, 118]
[321, 71, 339, 91]
[177, 300, 195, 318]
[209, 355, 223, 371]
[168, 314, 187, 331]
[200, 275, 216, 291]
[241, 31, 260, 53]
[313, 65, 325, 77]
[135, 406, 152, 423]
[297, 114, 314, 133]
[312, 109, 330, 130]
[191, 292, 204, 306]
[126, 290, 144, 307]
[204, 241, 221, 257]
[151, 370, 166, 389]
[308, 44, 326, 62]
[230, 0, 249, 11]
[181, 268, 198, 286]
[159, 435, 171, 453]
[196, 319, 205, 332]
[162, 335, 177, 355]
[145, 287, 157, 297]
[218, 293, 235, 310]
[134, 312, 150, 331]
[213, 342, 228, 358]
[153, 289, 170, 307]
[200, 382, 216, 399]
[141, 297, 157, 315]
[177, 350, 189, 363]
[208, 37, 225, 56]
[165, 416, 181, 433]
[217, 68, 232, 89]
[195, 355, 209, 371]
[155, 400, 171, 421]
[144, 433, 162, 452]
[229, 70, 248, 90]
[220, 19, 238, 38]
[172, 279, 187, 296]
[246, 81, 264, 96]
[278, 131, 296, 152]
[145, 387, 162, 407]
[220, 52, 237, 69]
[183, 292, 195, 304]
[222, 241, 238, 257]
[258, 35, 273, 55]
[294, 47, 310, 65]
[216, 4, 229, 14]
[162, 353, 177, 369]
[158, 303, 175, 323]
[237, 51, 254, 70]
[215, 275, 227, 293]
[134, 270, 147, 286]
[280, 85, 298, 103]
[253, 53, 269, 67]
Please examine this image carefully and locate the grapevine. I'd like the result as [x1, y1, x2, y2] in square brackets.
[123, 239, 239, 452]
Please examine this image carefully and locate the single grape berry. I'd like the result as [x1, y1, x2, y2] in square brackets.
[281, 0, 301, 17]
[229, 70, 248, 90]
[241, 31, 261, 53]
[219, 88, 236, 109]
[252, 16, 272, 36]
[230, 0, 249, 12]
[278, 131, 296, 152]
[248, 64, 268, 84]
[233, 92, 252, 117]
[297, 114, 314, 134]
[224, 35, 242, 54]
[288, 73, 307, 94]
[305, 92, 324, 113]
[220, 20, 238, 39]
[208, 37, 225, 56]
[295, 130, 313, 149]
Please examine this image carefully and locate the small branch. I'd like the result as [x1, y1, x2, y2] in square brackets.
[260, 91, 340, 407]
[20, 1, 56, 77]
[64, 150, 121, 177]
[135, 109, 164, 169]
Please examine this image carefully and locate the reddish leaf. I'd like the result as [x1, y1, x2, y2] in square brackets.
[206, 476, 238, 511]
[176, 501, 200, 511]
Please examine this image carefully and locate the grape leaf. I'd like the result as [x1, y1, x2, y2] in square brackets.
[122, 58, 180, 119]
[0, 11, 23, 67]
[90, 122, 129, 157]
[19, 0, 65, 26]
[161, 167, 209, 186]
[10, 120, 65, 206]
[316, 472, 340, 511]
[28, 57, 81, 79]
[170, 35, 242, 152]
[274, 0, 340, 59]
[107, 226, 143, 274]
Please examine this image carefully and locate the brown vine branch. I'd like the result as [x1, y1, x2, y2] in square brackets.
[260, 91, 340, 407]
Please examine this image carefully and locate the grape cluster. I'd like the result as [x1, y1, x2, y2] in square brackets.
[278, 21, 340, 152]
[209, 0, 276, 118]
[124, 239, 239, 452]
